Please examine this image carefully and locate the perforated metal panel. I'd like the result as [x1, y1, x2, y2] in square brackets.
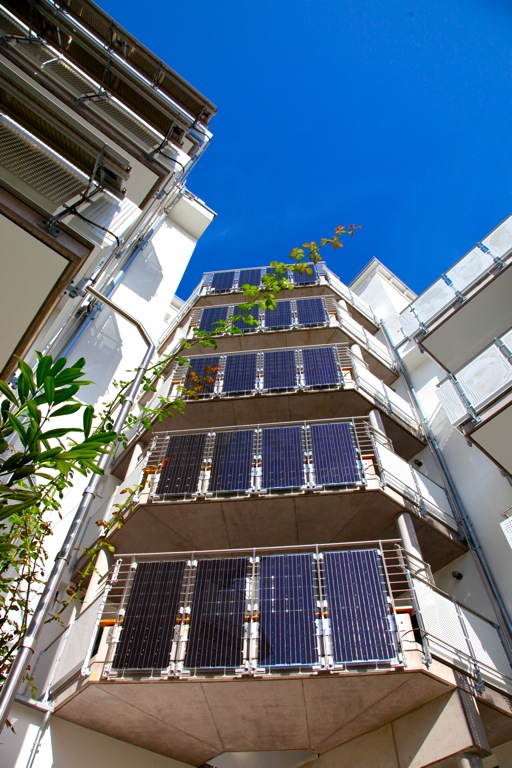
[156, 433, 206, 495]
[185, 558, 247, 668]
[211, 271, 236, 292]
[310, 423, 361, 485]
[259, 554, 318, 666]
[296, 298, 327, 326]
[324, 550, 396, 664]
[261, 426, 305, 489]
[263, 350, 297, 390]
[209, 429, 254, 492]
[198, 306, 229, 332]
[113, 561, 185, 670]
[265, 301, 292, 329]
[303, 347, 341, 387]
[223, 354, 257, 393]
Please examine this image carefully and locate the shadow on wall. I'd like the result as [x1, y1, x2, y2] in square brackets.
[77, 308, 123, 405]
[121, 241, 164, 302]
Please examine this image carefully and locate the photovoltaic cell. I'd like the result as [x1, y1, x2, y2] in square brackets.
[263, 349, 297, 390]
[302, 347, 341, 387]
[265, 300, 292, 329]
[186, 558, 247, 668]
[324, 550, 397, 664]
[211, 271, 235, 292]
[296, 297, 327, 326]
[238, 268, 263, 287]
[184, 356, 220, 396]
[209, 429, 254, 492]
[113, 560, 185, 670]
[156, 433, 206, 495]
[198, 306, 229, 333]
[259, 554, 318, 666]
[310, 422, 361, 485]
[233, 304, 260, 333]
[293, 263, 318, 285]
[261, 426, 305, 489]
[223, 353, 257, 393]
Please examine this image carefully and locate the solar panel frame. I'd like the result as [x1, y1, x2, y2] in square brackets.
[222, 353, 257, 394]
[238, 268, 263, 288]
[113, 560, 185, 670]
[184, 356, 220, 396]
[156, 433, 207, 496]
[302, 347, 341, 388]
[264, 300, 293, 329]
[259, 554, 318, 667]
[309, 422, 361, 486]
[323, 550, 398, 664]
[210, 271, 236, 292]
[292, 263, 318, 285]
[296, 297, 328, 327]
[209, 429, 255, 493]
[261, 426, 305, 490]
[198, 306, 229, 333]
[185, 558, 247, 669]
[263, 349, 297, 391]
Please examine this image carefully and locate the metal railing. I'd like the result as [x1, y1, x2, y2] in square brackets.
[399, 215, 512, 339]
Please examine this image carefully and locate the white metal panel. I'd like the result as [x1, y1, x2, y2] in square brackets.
[501, 328, 512, 352]
[413, 471, 454, 522]
[413, 279, 455, 325]
[377, 442, 416, 489]
[481, 214, 512, 260]
[400, 306, 419, 338]
[500, 518, 512, 550]
[461, 607, 511, 675]
[49, 596, 103, 692]
[68, 194, 141, 246]
[457, 345, 512, 409]
[446, 247, 495, 292]
[413, 579, 470, 666]
[437, 379, 468, 425]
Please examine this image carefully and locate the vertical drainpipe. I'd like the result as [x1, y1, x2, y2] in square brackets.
[380, 322, 512, 641]
[0, 289, 156, 732]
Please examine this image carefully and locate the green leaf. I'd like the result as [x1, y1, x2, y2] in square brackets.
[35, 354, 53, 387]
[40, 427, 82, 440]
[26, 399, 41, 425]
[17, 360, 36, 395]
[83, 405, 93, 438]
[53, 385, 81, 404]
[51, 403, 82, 418]
[0, 499, 38, 521]
[7, 413, 27, 447]
[0, 380, 19, 407]
[43, 376, 55, 404]
[49, 357, 67, 377]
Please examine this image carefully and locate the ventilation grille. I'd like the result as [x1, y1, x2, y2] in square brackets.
[0, 6, 27, 36]
[88, 97, 160, 151]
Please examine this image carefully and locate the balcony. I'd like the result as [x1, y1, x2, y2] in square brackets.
[399, 215, 512, 372]
[30, 543, 512, 765]
[145, 343, 423, 459]
[437, 330, 512, 473]
[101, 418, 462, 571]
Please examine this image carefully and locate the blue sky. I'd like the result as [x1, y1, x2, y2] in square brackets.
[102, 0, 512, 299]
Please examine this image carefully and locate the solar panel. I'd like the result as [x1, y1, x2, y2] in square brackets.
[210, 271, 235, 292]
[302, 347, 340, 387]
[222, 353, 257, 394]
[292, 263, 318, 285]
[198, 306, 229, 333]
[113, 560, 185, 670]
[309, 422, 361, 485]
[238, 268, 263, 287]
[261, 426, 305, 489]
[259, 554, 318, 666]
[233, 304, 260, 333]
[263, 349, 297, 390]
[265, 300, 292, 329]
[296, 298, 327, 327]
[209, 429, 254, 492]
[185, 558, 247, 668]
[184, 356, 220, 396]
[324, 550, 397, 664]
[156, 433, 206, 495]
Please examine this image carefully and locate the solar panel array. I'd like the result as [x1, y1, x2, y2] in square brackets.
[185, 356, 220, 395]
[112, 549, 397, 672]
[296, 297, 327, 326]
[302, 347, 340, 387]
[292, 264, 318, 285]
[223, 353, 258, 394]
[261, 426, 305, 489]
[309, 423, 362, 485]
[114, 560, 185, 670]
[259, 554, 318, 666]
[209, 429, 254, 492]
[198, 306, 229, 333]
[323, 550, 396, 663]
[263, 350, 297, 390]
[233, 305, 260, 333]
[156, 433, 206, 495]
[265, 300, 293, 329]
[211, 271, 236, 292]
[185, 558, 247, 668]
[238, 268, 263, 287]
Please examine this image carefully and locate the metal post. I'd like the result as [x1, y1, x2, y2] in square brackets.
[457, 755, 485, 768]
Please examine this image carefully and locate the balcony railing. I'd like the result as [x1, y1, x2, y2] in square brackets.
[437, 329, 512, 426]
[29, 543, 512, 700]
[399, 215, 512, 339]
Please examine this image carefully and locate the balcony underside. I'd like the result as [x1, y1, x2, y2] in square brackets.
[155, 389, 424, 461]
[187, 327, 397, 384]
[194, 284, 378, 332]
[112, 488, 464, 572]
[54, 668, 454, 766]
[465, 398, 512, 475]
[420, 263, 512, 372]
